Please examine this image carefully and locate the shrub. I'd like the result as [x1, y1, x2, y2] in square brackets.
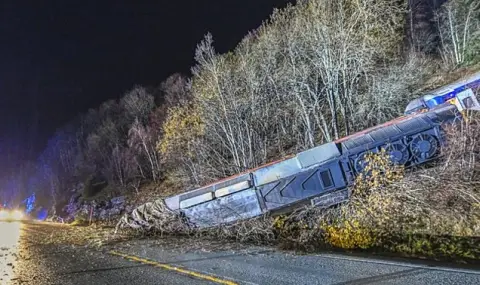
[321, 219, 375, 249]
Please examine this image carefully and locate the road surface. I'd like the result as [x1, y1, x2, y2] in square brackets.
[1, 221, 479, 284]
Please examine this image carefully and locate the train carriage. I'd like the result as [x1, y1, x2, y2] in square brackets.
[163, 71, 480, 228]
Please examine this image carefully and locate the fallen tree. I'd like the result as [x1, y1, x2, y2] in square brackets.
[116, 198, 193, 236]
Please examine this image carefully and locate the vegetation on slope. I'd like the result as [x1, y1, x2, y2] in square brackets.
[125, 114, 479, 262]
[3, 0, 479, 260]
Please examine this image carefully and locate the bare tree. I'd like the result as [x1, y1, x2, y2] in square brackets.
[407, 0, 439, 53]
[164, 0, 409, 185]
[355, 53, 435, 129]
[435, 0, 480, 66]
[120, 86, 155, 124]
[128, 118, 162, 182]
[161, 73, 192, 107]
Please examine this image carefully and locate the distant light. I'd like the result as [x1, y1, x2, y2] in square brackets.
[10, 210, 24, 220]
[23, 193, 36, 214]
[0, 210, 8, 220]
[0, 209, 25, 221]
[37, 209, 48, 220]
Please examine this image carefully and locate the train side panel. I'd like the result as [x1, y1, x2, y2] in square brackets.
[182, 187, 263, 228]
[256, 159, 346, 211]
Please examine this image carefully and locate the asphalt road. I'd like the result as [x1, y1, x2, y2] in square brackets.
[1, 221, 480, 285]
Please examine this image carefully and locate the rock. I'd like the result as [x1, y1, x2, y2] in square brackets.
[61, 192, 129, 223]
[63, 193, 83, 219]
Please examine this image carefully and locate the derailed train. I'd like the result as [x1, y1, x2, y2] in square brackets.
[163, 72, 480, 228]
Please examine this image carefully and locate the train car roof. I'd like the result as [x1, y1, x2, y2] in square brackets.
[181, 154, 296, 194]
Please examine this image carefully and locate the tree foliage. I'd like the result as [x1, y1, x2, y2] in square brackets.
[5, 0, 479, 215]
[435, 0, 480, 66]
[161, 0, 414, 185]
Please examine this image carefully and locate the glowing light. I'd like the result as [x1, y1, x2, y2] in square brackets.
[0, 210, 8, 220]
[37, 208, 48, 220]
[10, 210, 24, 220]
[23, 193, 36, 214]
[0, 209, 25, 221]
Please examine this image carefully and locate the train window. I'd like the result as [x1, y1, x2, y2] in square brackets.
[320, 170, 334, 189]
[463, 97, 474, 108]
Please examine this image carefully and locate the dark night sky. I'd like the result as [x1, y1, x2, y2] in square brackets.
[0, 0, 293, 165]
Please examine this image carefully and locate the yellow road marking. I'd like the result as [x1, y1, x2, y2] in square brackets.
[109, 250, 238, 285]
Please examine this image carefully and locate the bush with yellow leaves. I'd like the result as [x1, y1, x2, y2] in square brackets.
[319, 148, 405, 250]
[352, 148, 405, 196]
[323, 116, 480, 260]
[157, 103, 204, 159]
[321, 218, 375, 249]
